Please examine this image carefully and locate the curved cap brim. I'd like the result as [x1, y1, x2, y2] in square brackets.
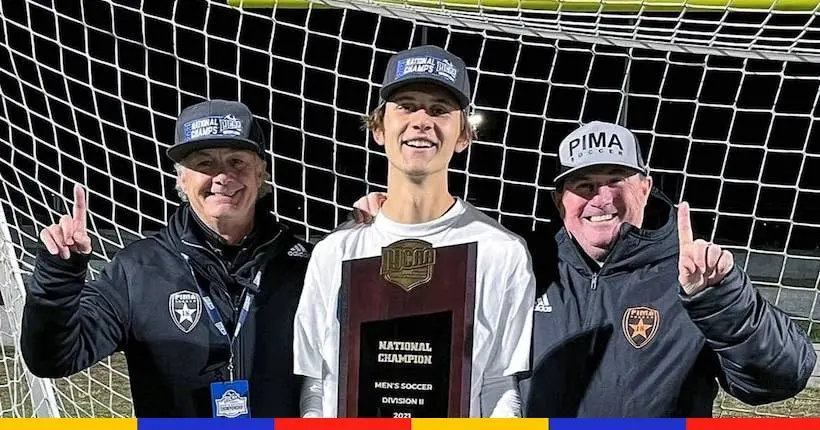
[166, 138, 264, 163]
[380, 76, 470, 110]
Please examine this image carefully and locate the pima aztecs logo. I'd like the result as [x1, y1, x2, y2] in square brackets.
[169, 290, 202, 333]
[565, 131, 625, 163]
[622, 306, 660, 349]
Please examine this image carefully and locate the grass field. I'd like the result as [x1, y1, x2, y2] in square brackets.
[2, 349, 819, 418]
[1, 350, 132, 417]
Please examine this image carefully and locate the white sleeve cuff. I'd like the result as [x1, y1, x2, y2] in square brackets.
[480, 375, 521, 417]
[299, 376, 324, 418]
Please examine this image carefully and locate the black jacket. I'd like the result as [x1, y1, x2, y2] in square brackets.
[21, 203, 311, 417]
[519, 189, 817, 417]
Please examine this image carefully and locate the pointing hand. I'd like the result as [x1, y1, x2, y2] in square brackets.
[677, 201, 734, 295]
[39, 184, 92, 259]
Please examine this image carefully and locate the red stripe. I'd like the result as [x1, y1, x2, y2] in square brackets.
[687, 418, 820, 430]
[274, 418, 412, 430]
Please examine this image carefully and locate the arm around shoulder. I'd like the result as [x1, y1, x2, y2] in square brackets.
[680, 264, 817, 404]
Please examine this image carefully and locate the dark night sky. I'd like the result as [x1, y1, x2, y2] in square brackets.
[1, 0, 819, 295]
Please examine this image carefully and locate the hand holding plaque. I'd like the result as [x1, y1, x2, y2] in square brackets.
[337, 239, 477, 418]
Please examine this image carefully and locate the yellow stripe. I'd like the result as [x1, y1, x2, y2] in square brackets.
[227, 0, 334, 7]
[227, 0, 820, 11]
[0, 418, 136, 430]
[411, 418, 549, 430]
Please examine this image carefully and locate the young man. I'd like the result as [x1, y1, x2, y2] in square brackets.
[293, 45, 535, 418]
[519, 121, 817, 417]
[22, 100, 311, 417]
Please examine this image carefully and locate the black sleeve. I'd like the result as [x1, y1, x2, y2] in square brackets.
[20, 245, 131, 378]
[523, 224, 560, 297]
[680, 265, 818, 405]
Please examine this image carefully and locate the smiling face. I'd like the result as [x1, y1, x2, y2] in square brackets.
[372, 83, 470, 183]
[556, 165, 653, 262]
[177, 147, 265, 224]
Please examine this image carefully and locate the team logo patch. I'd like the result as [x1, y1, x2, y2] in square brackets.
[380, 239, 437, 292]
[395, 56, 458, 83]
[182, 114, 243, 141]
[622, 306, 660, 349]
[169, 290, 202, 333]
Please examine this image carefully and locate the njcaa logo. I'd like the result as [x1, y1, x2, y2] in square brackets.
[380, 239, 437, 292]
[168, 290, 202, 333]
[622, 306, 660, 349]
[566, 131, 625, 163]
[214, 389, 249, 418]
[218, 114, 243, 136]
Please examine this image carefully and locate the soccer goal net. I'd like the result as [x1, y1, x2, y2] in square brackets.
[1, 0, 818, 418]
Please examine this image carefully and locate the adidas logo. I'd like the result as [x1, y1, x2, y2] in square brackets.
[535, 293, 552, 313]
[287, 243, 310, 258]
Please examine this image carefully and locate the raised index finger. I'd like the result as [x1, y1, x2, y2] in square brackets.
[677, 201, 693, 248]
[72, 183, 87, 227]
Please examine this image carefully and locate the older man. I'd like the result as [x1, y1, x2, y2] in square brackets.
[21, 100, 311, 418]
[519, 120, 817, 417]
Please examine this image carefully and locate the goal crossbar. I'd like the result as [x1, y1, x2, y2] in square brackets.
[227, 0, 820, 63]
[227, 0, 820, 12]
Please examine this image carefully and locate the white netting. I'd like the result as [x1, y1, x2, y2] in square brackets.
[316, 0, 820, 62]
[0, 0, 817, 418]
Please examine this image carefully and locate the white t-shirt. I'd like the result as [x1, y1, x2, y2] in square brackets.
[293, 198, 535, 417]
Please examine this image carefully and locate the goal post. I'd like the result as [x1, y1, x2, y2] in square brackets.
[0, 201, 60, 417]
[0, 0, 818, 419]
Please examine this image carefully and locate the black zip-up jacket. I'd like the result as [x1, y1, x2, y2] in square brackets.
[21, 203, 311, 417]
[519, 189, 817, 417]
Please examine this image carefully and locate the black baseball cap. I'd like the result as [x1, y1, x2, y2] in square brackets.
[380, 45, 471, 109]
[166, 99, 266, 163]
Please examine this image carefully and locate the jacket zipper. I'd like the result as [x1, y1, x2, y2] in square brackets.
[180, 231, 281, 382]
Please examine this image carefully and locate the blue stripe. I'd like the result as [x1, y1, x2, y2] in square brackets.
[550, 418, 687, 430]
[138, 418, 274, 430]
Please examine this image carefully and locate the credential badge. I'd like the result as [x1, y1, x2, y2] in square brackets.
[622, 306, 660, 349]
[380, 239, 437, 292]
[169, 290, 202, 333]
[214, 389, 249, 418]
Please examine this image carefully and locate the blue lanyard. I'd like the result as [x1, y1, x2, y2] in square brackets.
[182, 253, 260, 381]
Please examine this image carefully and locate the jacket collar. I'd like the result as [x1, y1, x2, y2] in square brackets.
[158, 202, 288, 293]
[555, 187, 679, 275]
